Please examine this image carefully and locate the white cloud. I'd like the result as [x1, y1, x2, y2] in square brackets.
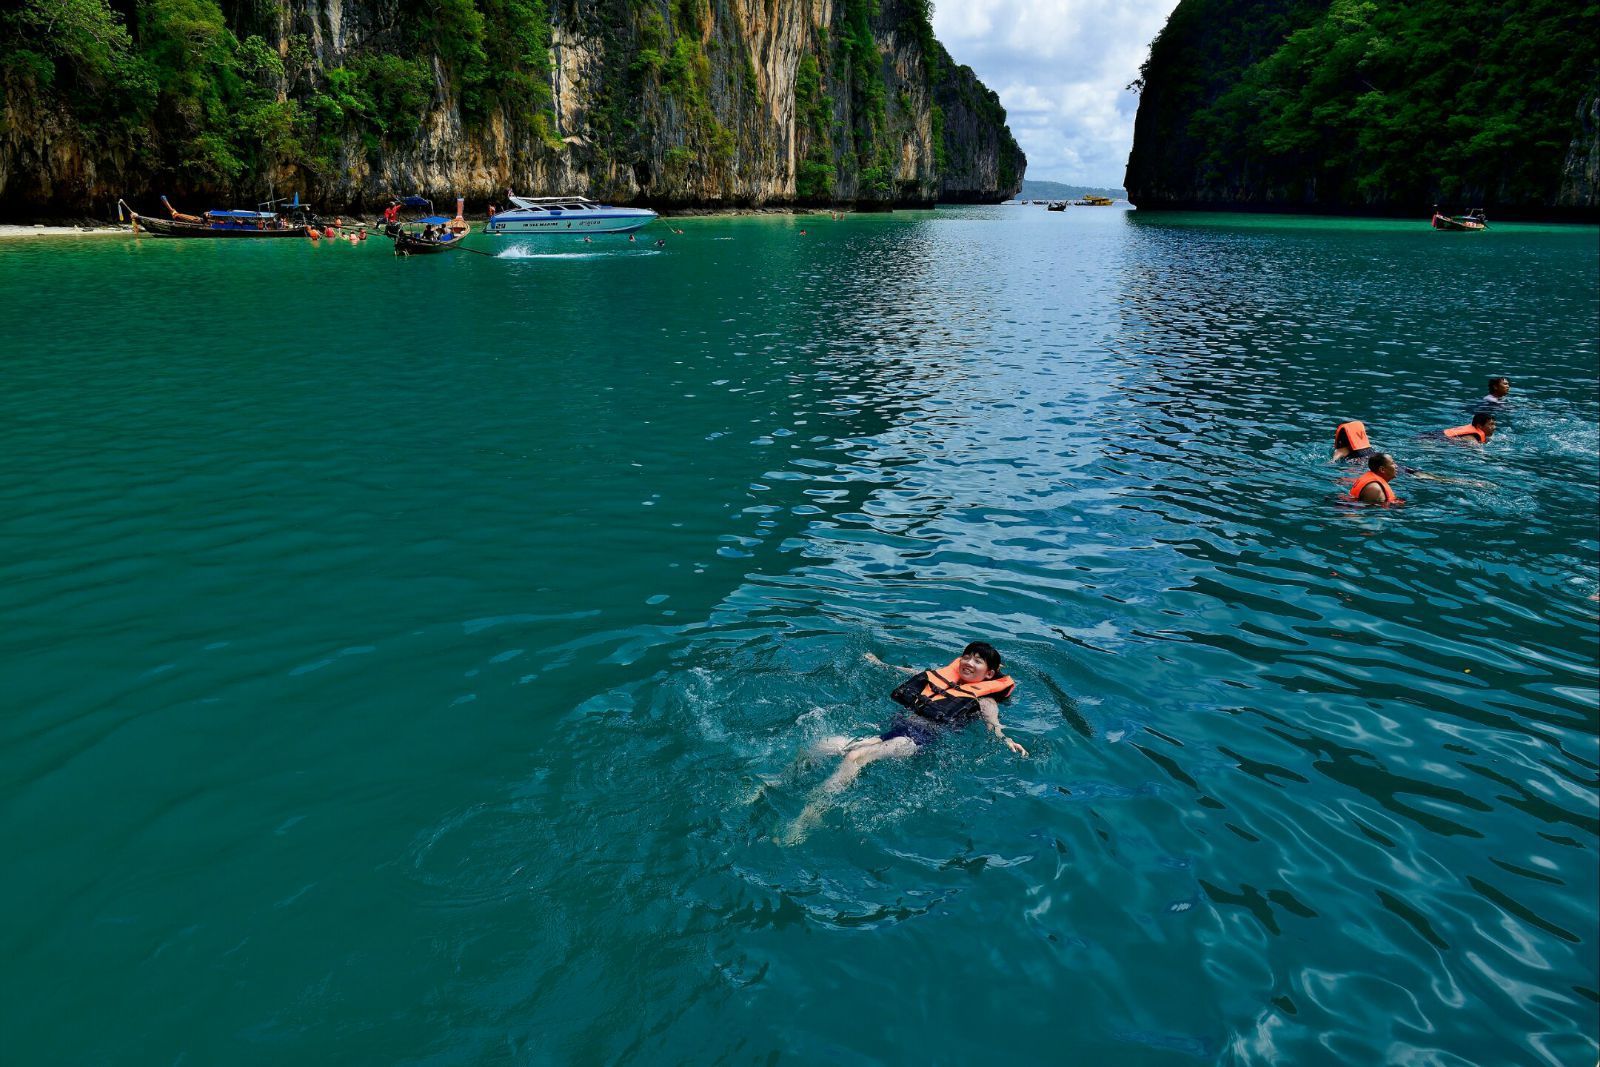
[933, 0, 1182, 186]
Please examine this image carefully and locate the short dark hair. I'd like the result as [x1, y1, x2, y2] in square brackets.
[1488, 376, 1509, 388]
[1471, 411, 1495, 428]
[1368, 453, 1393, 473]
[963, 641, 1002, 673]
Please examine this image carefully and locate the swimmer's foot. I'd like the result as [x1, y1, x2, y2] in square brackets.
[781, 802, 824, 846]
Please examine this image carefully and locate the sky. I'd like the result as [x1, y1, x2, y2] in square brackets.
[932, 0, 1184, 188]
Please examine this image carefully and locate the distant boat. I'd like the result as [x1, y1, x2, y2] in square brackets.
[486, 195, 657, 236]
[1430, 207, 1487, 231]
[1074, 195, 1115, 207]
[1047, 201, 1067, 211]
[384, 197, 471, 256]
[118, 195, 320, 238]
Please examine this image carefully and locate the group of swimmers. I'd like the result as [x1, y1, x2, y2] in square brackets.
[1337, 376, 1509, 504]
[795, 375, 1517, 836]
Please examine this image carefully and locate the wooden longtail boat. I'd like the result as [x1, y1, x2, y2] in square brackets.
[384, 197, 471, 256]
[1430, 207, 1488, 231]
[118, 196, 321, 238]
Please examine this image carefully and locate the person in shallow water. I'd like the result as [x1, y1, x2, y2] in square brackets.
[1349, 452, 1405, 505]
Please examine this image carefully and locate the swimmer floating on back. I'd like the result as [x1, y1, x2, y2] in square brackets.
[787, 643, 1026, 841]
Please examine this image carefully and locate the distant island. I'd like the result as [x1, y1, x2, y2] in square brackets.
[1125, 0, 1598, 219]
[1016, 180, 1126, 202]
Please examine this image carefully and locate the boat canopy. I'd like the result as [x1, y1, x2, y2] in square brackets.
[401, 195, 434, 208]
[417, 216, 452, 225]
[206, 209, 278, 218]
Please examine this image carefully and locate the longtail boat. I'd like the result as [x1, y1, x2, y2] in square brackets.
[1430, 207, 1488, 231]
[118, 195, 321, 238]
[384, 197, 471, 256]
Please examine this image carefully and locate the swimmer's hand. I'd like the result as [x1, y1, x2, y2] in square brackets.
[863, 652, 882, 665]
[1004, 736, 1028, 757]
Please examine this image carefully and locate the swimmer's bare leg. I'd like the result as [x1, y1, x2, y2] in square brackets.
[819, 736, 916, 793]
[785, 736, 917, 844]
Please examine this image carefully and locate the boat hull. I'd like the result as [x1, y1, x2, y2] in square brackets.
[392, 233, 466, 255]
[1431, 213, 1486, 231]
[129, 212, 312, 238]
[485, 210, 657, 237]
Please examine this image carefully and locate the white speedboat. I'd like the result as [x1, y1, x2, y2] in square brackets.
[486, 195, 658, 236]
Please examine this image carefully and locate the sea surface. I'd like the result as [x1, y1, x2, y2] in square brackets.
[2, 207, 1596, 1065]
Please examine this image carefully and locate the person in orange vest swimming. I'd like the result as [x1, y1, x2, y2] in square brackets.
[1349, 453, 1405, 505]
[1440, 411, 1496, 444]
[1331, 419, 1376, 461]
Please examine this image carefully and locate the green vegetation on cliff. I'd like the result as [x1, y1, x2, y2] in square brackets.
[1, 0, 1024, 213]
[1126, 0, 1599, 212]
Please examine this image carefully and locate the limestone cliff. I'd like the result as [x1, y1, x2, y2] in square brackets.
[0, 0, 1024, 217]
[1124, 0, 1598, 219]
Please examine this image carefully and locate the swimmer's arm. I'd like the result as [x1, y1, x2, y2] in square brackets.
[863, 652, 916, 674]
[979, 698, 1028, 757]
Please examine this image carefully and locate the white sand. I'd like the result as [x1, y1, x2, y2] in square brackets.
[0, 224, 128, 240]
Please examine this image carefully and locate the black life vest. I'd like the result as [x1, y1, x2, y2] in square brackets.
[891, 662, 1016, 727]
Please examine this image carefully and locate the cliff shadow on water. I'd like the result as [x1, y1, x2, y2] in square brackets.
[0, 0, 1024, 219]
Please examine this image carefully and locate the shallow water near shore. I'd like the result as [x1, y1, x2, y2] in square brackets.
[2, 207, 1596, 1064]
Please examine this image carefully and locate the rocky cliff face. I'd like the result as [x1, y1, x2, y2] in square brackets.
[1124, 0, 1598, 219]
[0, 0, 1024, 217]
[1557, 90, 1599, 209]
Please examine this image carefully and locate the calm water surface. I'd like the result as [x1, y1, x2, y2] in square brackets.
[2, 208, 1596, 1064]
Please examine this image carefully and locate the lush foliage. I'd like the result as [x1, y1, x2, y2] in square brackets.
[1129, 0, 1599, 207]
[2, 0, 562, 194]
[2, 0, 1022, 206]
[794, 53, 835, 200]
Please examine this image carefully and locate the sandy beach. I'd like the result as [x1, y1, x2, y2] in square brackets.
[0, 224, 127, 240]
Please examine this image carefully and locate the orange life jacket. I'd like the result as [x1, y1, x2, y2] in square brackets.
[923, 660, 1016, 702]
[1334, 420, 1371, 452]
[1443, 424, 1486, 442]
[1349, 471, 1403, 504]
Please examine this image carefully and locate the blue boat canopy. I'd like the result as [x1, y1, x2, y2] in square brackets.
[417, 216, 452, 224]
[401, 196, 433, 208]
[206, 209, 277, 218]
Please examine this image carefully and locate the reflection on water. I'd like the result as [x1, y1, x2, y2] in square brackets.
[0, 209, 1595, 1064]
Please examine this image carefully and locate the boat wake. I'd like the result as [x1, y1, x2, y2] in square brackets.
[494, 246, 664, 260]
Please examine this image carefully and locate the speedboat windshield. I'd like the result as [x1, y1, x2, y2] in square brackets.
[506, 195, 600, 211]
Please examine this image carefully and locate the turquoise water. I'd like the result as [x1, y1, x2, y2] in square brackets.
[1, 208, 1596, 1064]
